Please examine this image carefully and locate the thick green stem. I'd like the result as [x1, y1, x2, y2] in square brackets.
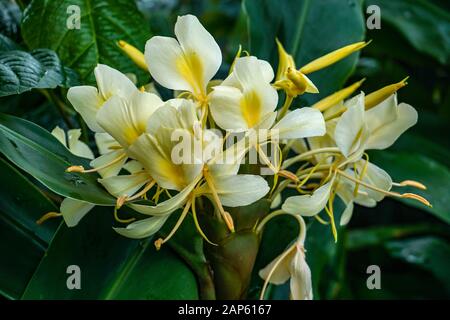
[201, 199, 271, 299]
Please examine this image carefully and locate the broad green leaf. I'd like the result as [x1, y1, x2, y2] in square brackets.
[0, 49, 78, 97]
[0, 213, 46, 300]
[243, 0, 366, 104]
[0, 0, 21, 39]
[0, 34, 20, 51]
[0, 157, 59, 242]
[21, 0, 150, 82]
[346, 223, 449, 251]
[367, 0, 450, 65]
[0, 157, 59, 299]
[370, 151, 450, 225]
[385, 237, 450, 294]
[23, 206, 198, 299]
[0, 113, 115, 205]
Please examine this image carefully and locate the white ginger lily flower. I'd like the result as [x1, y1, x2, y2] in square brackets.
[117, 99, 270, 239]
[209, 56, 278, 130]
[334, 92, 418, 162]
[67, 64, 137, 132]
[259, 215, 312, 300]
[145, 14, 221, 101]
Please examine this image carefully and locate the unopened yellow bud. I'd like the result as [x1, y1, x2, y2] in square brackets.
[365, 77, 409, 109]
[275, 38, 296, 81]
[117, 40, 148, 70]
[300, 41, 370, 75]
[286, 68, 319, 95]
[313, 78, 366, 112]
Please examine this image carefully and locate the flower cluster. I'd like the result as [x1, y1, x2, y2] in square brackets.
[43, 15, 430, 300]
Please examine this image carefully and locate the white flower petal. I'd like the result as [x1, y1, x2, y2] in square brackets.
[282, 179, 334, 216]
[95, 133, 119, 155]
[234, 57, 278, 123]
[366, 102, 418, 150]
[60, 198, 95, 227]
[358, 160, 392, 201]
[90, 149, 127, 178]
[145, 36, 192, 92]
[334, 93, 367, 157]
[51, 126, 66, 146]
[113, 215, 169, 239]
[67, 86, 104, 132]
[123, 160, 145, 174]
[94, 64, 136, 100]
[97, 91, 162, 147]
[290, 251, 313, 300]
[259, 250, 294, 285]
[336, 182, 355, 226]
[67, 129, 94, 159]
[128, 132, 202, 191]
[175, 14, 222, 93]
[98, 172, 150, 197]
[273, 108, 326, 140]
[209, 85, 249, 130]
[199, 174, 270, 207]
[129, 176, 200, 216]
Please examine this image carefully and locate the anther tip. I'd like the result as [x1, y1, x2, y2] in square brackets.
[66, 165, 84, 173]
[154, 238, 163, 251]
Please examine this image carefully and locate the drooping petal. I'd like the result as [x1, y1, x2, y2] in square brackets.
[113, 215, 169, 239]
[60, 198, 95, 227]
[290, 250, 313, 300]
[259, 250, 294, 285]
[272, 108, 326, 140]
[98, 172, 150, 197]
[67, 86, 104, 132]
[282, 179, 334, 216]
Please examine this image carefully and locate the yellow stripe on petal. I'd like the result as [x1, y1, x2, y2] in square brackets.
[300, 41, 370, 74]
[176, 52, 204, 98]
[240, 90, 262, 128]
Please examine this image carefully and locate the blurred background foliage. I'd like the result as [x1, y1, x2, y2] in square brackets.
[0, 0, 449, 300]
